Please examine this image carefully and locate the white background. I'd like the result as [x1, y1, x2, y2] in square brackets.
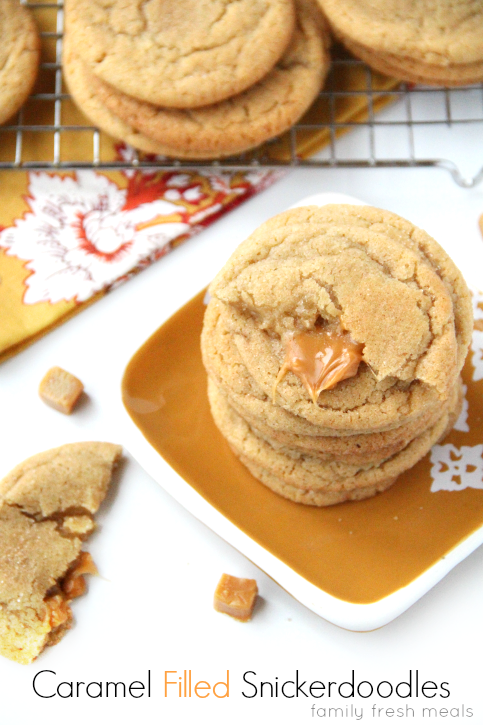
[1, 166, 483, 724]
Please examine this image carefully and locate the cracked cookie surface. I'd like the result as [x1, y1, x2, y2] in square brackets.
[63, 39, 187, 156]
[0, 442, 122, 664]
[0, 0, 40, 125]
[206, 205, 472, 432]
[202, 204, 471, 505]
[86, 0, 329, 158]
[66, 0, 296, 108]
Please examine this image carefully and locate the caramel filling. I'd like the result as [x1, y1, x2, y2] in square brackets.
[61, 551, 98, 600]
[43, 552, 98, 643]
[274, 326, 364, 404]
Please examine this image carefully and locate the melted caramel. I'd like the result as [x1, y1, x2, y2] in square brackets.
[61, 552, 98, 600]
[274, 327, 364, 403]
[46, 595, 71, 629]
[122, 290, 483, 606]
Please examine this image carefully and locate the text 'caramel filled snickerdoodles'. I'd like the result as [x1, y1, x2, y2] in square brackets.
[0, 442, 122, 664]
[201, 204, 472, 506]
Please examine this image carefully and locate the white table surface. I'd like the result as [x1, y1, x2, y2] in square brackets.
[1, 166, 483, 725]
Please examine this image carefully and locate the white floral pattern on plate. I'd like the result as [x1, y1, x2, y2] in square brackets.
[431, 443, 483, 492]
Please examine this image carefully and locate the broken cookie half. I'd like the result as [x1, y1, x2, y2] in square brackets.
[0, 442, 122, 664]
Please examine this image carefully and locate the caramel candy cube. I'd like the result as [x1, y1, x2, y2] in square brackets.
[214, 573, 258, 622]
[39, 366, 84, 414]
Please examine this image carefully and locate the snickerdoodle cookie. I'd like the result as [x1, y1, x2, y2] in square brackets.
[64, 41, 236, 158]
[0, 0, 40, 125]
[0, 442, 122, 664]
[202, 204, 472, 505]
[208, 375, 458, 505]
[202, 296, 451, 435]
[86, 0, 329, 158]
[206, 205, 472, 431]
[65, 0, 296, 108]
[316, 0, 483, 86]
[211, 377, 462, 463]
[63, 41, 190, 156]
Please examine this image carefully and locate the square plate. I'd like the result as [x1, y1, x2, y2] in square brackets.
[120, 193, 483, 631]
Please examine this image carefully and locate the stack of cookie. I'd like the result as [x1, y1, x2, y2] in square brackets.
[202, 205, 473, 506]
[316, 0, 483, 86]
[0, 0, 40, 125]
[63, 0, 330, 158]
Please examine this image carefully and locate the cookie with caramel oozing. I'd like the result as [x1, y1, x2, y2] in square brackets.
[204, 205, 472, 434]
[201, 204, 472, 506]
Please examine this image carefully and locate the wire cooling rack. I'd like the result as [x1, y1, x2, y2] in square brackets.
[1, 0, 483, 187]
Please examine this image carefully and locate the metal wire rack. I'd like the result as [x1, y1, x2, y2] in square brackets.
[1, 0, 483, 187]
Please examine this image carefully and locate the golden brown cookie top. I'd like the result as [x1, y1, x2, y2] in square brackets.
[209, 205, 472, 400]
[66, 0, 296, 108]
[0, 0, 40, 125]
[317, 0, 483, 65]
[87, 0, 329, 158]
[0, 441, 122, 517]
[0, 507, 81, 611]
[62, 39, 195, 156]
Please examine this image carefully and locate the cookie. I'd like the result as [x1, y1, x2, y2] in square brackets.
[202, 205, 471, 506]
[202, 297, 446, 436]
[63, 41, 185, 156]
[208, 373, 454, 499]
[88, 0, 329, 158]
[0, 0, 40, 125]
[341, 36, 483, 87]
[65, 0, 296, 108]
[211, 376, 462, 463]
[316, 0, 483, 86]
[64, 40, 253, 158]
[238, 453, 398, 506]
[207, 205, 472, 432]
[0, 442, 122, 664]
